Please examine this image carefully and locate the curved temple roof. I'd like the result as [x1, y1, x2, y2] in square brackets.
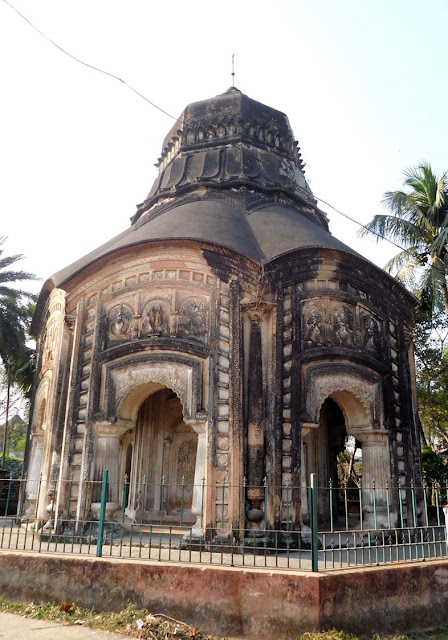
[50, 87, 356, 286]
[32, 87, 416, 332]
[50, 196, 359, 287]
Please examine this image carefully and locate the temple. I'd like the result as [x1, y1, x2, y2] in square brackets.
[24, 87, 421, 539]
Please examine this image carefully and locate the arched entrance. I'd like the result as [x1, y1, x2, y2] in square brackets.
[302, 387, 391, 528]
[92, 360, 208, 536]
[121, 387, 198, 524]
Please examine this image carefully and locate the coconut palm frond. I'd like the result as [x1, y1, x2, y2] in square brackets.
[395, 263, 418, 290]
[362, 162, 448, 317]
[384, 247, 418, 274]
[434, 173, 448, 214]
[419, 257, 447, 315]
[382, 190, 421, 222]
[0, 239, 36, 369]
[0, 270, 37, 284]
[358, 214, 426, 247]
[389, 251, 419, 289]
[432, 225, 448, 257]
[0, 254, 26, 270]
[0, 286, 36, 300]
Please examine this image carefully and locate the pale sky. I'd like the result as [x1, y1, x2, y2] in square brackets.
[1, 0, 447, 295]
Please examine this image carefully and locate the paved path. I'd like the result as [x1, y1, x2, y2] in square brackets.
[0, 612, 125, 639]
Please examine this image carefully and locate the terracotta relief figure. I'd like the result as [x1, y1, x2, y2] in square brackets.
[333, 306, 354, 346]
[179, 297, 207, 338]
[147, 304, 165, 333]
[143, 303, 169, 336]
[304, 308, 324, 347]
[42, 321, 56, 363]
[108, 305, 132, 339]
[363, 315, 379, 352]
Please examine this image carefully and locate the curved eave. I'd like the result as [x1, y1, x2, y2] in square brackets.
[267, 245, 419, 314]
[30, 277, 56, 336]
[31, 197, 417, 335]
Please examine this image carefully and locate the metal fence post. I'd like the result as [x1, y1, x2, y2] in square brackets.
[4, 472, 13, 517]
[310, 473, 318, 572]
[96, 469, 108, 557]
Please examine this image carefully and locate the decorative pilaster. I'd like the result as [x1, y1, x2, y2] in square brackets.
[186, 420, 207, 538]
[358, 429, 391, 527]
[241, 302, 268, 539]
[25, 435, 44, 501]
[54, 304, 84, 523]
[91, 420, 131, 518]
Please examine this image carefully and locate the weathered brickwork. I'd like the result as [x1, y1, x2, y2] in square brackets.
[25, 88, 421, 539]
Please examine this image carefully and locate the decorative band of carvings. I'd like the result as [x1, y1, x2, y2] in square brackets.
[215, 290, 231, 534]
[100, 268, 217, 298]
[389, 321, 406, 491]
[99, 337, 210, 362]
[80, 268, 218, 307]
[71, 305, 97, 482]
[281, 286, 293, 491]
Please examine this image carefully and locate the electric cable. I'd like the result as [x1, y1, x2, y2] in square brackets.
[2, 0, 178, 122]
[3, 0, 447, 283]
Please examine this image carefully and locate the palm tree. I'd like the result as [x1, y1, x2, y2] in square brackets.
[0, 237, 36, 306]
[358, 162, 448, 316]
[0, 238, 36, 467]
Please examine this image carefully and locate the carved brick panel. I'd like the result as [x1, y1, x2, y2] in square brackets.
[301, 298, 383, 356]
[104, 290, 210, 348]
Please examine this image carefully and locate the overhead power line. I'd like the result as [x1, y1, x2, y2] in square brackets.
[2, 0, 177, 122]
[3, 0, 447, 283]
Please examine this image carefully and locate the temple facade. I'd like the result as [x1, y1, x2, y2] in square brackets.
[24, 88, 421, 538]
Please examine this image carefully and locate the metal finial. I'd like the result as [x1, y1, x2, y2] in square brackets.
[231, 54, 235, 87]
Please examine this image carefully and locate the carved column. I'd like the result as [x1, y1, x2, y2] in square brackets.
[54, 305, 84, 523]
[186, 420, 207, 539]
[245, 311, 265, 538]
[91, 421, 131, 519]
[357, 429, 391, 527]
[25, 435, 45, 503]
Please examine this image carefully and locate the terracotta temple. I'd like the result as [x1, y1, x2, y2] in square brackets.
[24, 88, 422, 538]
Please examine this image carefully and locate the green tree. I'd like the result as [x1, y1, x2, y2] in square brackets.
[359, 162, 448, 316]
[0, 238, 36, 364]
[0, 238, 36, 468]
[421, 446, 448, 485]
[412, 308, 448, 448]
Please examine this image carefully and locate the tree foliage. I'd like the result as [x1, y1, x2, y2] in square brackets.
[359, 163, 448, 471]
[0, 238, 36, 467]
[359, 162, 448, 316]
[413, 308, 448, 449]
[421, 446, 448, 485]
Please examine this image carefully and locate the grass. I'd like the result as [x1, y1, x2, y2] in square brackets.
[0, 599, 216, 639]
[0, 598, 447, 639]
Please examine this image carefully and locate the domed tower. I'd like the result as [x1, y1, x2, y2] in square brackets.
[26, 88, 420, 539]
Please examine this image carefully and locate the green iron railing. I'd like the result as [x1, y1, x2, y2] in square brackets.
[0, 473, 447, 572]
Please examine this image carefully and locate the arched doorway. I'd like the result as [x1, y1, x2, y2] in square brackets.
[121, 387, 198, 524]
[302, 388, 391, 529]
[302, 397, 349, 524]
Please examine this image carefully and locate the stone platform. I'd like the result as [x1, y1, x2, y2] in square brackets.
[0, 550, 448, 637]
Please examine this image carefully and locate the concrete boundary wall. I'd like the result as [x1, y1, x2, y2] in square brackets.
[0, 552, 448, 637]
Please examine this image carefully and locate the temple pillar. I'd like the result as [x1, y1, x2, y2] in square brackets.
[23, 434, 45, 519]
[25, 435, 44, 501]
[357, 429, 391, 527]
[91, 420, 131, 519]
[245, 313, 265, 538]
[186, 419, 207, 539]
